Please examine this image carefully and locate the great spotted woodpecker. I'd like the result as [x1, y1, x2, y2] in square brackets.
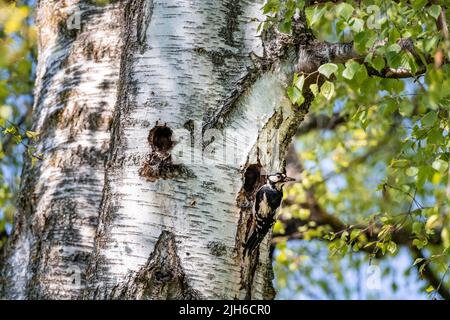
[243, 173, 295, 256]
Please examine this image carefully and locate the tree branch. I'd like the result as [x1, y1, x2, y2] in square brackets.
[434, 1, 449, 65]
[306, 0, 341, 4]
[312, 39, 429, 78]
[273, 163, 442, 251]
[437, 7, 449, 42]
[296, 113, 347, 135]
[272, 201, 433, 250]
[272, 195, 448, 298]
[306, 0, 438, 9]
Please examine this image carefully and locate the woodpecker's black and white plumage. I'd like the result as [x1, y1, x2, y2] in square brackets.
[244, 173, 295, 256]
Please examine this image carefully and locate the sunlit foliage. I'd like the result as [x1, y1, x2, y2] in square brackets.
[265, 0, 450, 299]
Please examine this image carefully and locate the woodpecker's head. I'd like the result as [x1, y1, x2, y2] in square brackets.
[267, 173, 295, 190]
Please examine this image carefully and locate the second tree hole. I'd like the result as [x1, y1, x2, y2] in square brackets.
[244, 164, 262, 193]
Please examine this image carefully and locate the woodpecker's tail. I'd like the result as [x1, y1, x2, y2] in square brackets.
[243, 231, 262, 256]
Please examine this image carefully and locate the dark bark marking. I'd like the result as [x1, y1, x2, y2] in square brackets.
[47, 145, 109, 169]
[98, 78, 113, 90]
[201, 68, 260, 136]
[219, 0, 242, 47]
[207, 241, 227, 257]
[57, 11, 81, 40]
[183, 119, 195, 148]
[136, 0, 154, 53]
[262, 262, 276, 299]
[193, 47, 236, 66]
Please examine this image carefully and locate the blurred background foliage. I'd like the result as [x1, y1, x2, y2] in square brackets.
[268, 0, 450, 299]
[0, 0, 449, 299]
[0, 0, 36, 249]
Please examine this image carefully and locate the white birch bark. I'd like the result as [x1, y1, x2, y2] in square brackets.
[1, 0, 318, 299]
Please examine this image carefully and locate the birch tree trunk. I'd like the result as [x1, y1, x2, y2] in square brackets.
[0, 0, 322, 299]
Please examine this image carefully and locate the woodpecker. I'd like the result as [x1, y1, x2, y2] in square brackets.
[243, 172, 295, 256]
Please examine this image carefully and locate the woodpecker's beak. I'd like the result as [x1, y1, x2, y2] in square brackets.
[283, 176, 296, 182]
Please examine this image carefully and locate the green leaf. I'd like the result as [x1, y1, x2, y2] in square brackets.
[418, 262, 427, 274]
[425, 214, 440, 230]
[309, 83, 319, 96]
[387, 241, 397, 254]
[287, 86, 303, 104]
[427, 5, 441, 20]
[413, 238, 424, 249]
[426, 285, 435, 293]
[262, 0, 280, 14]
[273, 220, 285, 234]
[432, 159, 448, 172]
[412, 222, 422, 235]
[318, 63, 338, 79]
[3, 126, 17, 135]
[256, 22, 264, 34]
[391, 159, 409, 168]
[411, 0, 427, 10]
[406, 166, 418, 177]
[377, 242, 387, 255]
[336, 3, 354, 21]
[353, 31, 368, 54]
[294, 74, 305, 90]
[349, 18, 364, 33]
[370, 56, 385, 73]
[413, 258, 424, 266]
[387, 43, 402, 53]
[388, 28, 400, 44]
[386, 52, 402, 69]
[4, 7, 29, 34]
[342, 61, 360, 80]
[13, 134, 22, 144]
[25, 130, 38, 140]
[278, 19, 292, 34]
[421, 111, 437, 127]
[296, 94, 305, 105]
[310, 6, 326, 26]
[320, 81, 335, 101]
[31, 156, 38, 168]
[382, 98, 397, 116]
[350, 229, 361, 241]
[382, 78, 405, 94]
[354, 64, 368, 84]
